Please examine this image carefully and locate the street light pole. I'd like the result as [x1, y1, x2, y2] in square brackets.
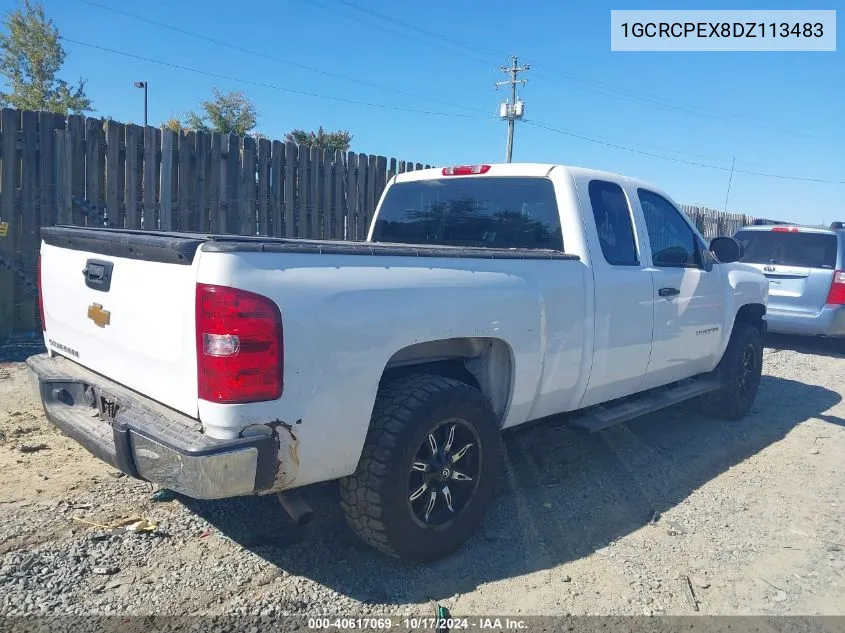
[134, 81, 148, 126]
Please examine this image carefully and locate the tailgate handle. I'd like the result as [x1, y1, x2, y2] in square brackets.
[82, 259, 113, 292]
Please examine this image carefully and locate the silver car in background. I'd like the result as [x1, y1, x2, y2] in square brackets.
[733, 222, 845, 337]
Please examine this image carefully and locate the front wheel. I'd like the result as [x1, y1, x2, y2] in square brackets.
[339, 374, 503, 562]
[702, 323, 764, 419]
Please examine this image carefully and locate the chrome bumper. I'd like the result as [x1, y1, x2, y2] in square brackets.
[26, 353, 278, 499]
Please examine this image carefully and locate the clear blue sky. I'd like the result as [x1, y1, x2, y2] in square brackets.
[4, 0, 843, 223]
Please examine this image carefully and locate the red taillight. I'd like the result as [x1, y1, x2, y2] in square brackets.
[195, 283, 283, 403]
[771, 226, 799, 233]
[827, 271, 845, 305]
[442, 165, 491, 176]
[37, 254, 45, 331]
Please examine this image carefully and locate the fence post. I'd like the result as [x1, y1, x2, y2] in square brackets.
[84, 118, 104, 225]
[209, 133, 223, 233]
[322, 148, 333, 239]
[309, 146, 321, 239]
[0, 110, 17, 336]
[38, 112, 62, 228]
[356, 153, 368, 240]
[195, 131, 209, 233]
[333, 150, 345, 240]
[225, 134, 240, 234]
[364, 155, 377, 238]
[105, 120, 123, 228]
[346, 152, 359, 241]
[19, 110, 38, 331]
[297, 145, 310, 239]
[284, 142, 297, 238]
[124, 124, 140, 229]
[270, 140, 283, 237]
[240, 135, 256, 236]
[142, 126, 157, 230]
[160, 128, 174, 231]
[177, 130, 194, 232]
[67, 116, 85, 226]
[54, 129, 72, 225]
[255, 137, 269, 236]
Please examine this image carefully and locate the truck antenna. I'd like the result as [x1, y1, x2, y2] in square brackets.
[723, 156, 736, 213]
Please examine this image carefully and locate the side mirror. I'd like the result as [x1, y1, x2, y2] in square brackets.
[710, 237, 743, 263]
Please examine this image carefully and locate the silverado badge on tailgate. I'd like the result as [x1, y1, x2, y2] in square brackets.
[87, 303, 111, 328]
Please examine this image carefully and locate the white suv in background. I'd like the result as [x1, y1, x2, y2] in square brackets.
[734, 222, 845, 337]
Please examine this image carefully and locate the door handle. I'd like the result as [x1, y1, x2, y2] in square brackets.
[659, 287, 680, 298]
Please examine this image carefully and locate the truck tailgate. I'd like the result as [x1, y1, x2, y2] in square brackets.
[39, 239, 200, 417]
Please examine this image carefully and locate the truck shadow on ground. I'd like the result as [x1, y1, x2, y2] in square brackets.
[182, 374, 842, 606]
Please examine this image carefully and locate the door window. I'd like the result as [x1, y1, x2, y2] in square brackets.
[638, 189, 699, 268]
[588, 180, 638, 266]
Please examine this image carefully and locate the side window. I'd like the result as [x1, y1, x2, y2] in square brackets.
[588, 180, 638, 266]
[637, 189, 699, 268]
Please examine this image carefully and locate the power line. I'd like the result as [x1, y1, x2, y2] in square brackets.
[58, 38, 839, 185]
[523, 120, 845, 184]
[327, 0, 827, 141]
[528, 67, 827, 142]
[331, 0, 504, 59]
[73, 0, 490, 116]
[59, 37, 489, 119]
[301, 0, 494, 66]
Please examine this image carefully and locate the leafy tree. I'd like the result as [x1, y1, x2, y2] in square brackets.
[285, 126, 352, 152]
[185, 88, 258, 136]
[164, 117, 185, 133]
[0, 0, 91, 113]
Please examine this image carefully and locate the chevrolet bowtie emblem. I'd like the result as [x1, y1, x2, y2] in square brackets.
[87, 303, 111, 328]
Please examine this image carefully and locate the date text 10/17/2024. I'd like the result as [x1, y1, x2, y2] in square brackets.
[307, 617, 529, 630]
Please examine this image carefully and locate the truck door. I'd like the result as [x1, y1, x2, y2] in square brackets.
[576, 179, 655, 408]
[635, 189, 725, 391]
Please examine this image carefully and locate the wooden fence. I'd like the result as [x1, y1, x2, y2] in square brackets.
[0, 108, 762, 335]
[680, 204, 757, 241]
[0, 109, 431, 335]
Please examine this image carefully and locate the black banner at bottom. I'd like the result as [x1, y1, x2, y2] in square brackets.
[1, 616, 844, 633]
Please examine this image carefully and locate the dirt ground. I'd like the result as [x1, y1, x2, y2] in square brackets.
[1, 334, 843, 618]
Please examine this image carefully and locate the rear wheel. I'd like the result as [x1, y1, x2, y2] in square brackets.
[339, 374, 502, 562]
[702, 323, 764, 419]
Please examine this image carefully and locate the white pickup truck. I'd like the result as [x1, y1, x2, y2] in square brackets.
[29, 163, 768, 561]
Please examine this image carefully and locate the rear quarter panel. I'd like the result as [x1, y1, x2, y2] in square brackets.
[195, 249, 587, 488]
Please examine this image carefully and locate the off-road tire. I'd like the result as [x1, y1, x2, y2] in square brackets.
[702, 323, 764, 420]
[339, 373, 503, 562]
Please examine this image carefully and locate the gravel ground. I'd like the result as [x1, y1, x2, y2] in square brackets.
[1, 334, 843, 620]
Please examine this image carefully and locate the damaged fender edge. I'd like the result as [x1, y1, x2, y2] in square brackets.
[240, 418, 302, 493]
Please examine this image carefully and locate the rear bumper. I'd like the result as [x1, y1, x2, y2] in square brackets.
[765, 305, 845, 337]
[26, 353, 279, 499]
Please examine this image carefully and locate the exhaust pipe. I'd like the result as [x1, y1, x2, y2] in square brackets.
[276, 491, 314, 527]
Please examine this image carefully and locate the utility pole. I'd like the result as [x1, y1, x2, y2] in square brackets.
[496, 56, 529, 163]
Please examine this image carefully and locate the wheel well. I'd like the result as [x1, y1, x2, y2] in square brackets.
[380, 337, 514, 425]
[735, 303, 766, 335]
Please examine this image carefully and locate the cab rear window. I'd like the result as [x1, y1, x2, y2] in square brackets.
[371, 177, 563, 250]
[735, 230, 837, 269]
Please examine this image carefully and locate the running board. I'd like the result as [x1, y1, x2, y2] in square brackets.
[569, 378, 723, 433]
